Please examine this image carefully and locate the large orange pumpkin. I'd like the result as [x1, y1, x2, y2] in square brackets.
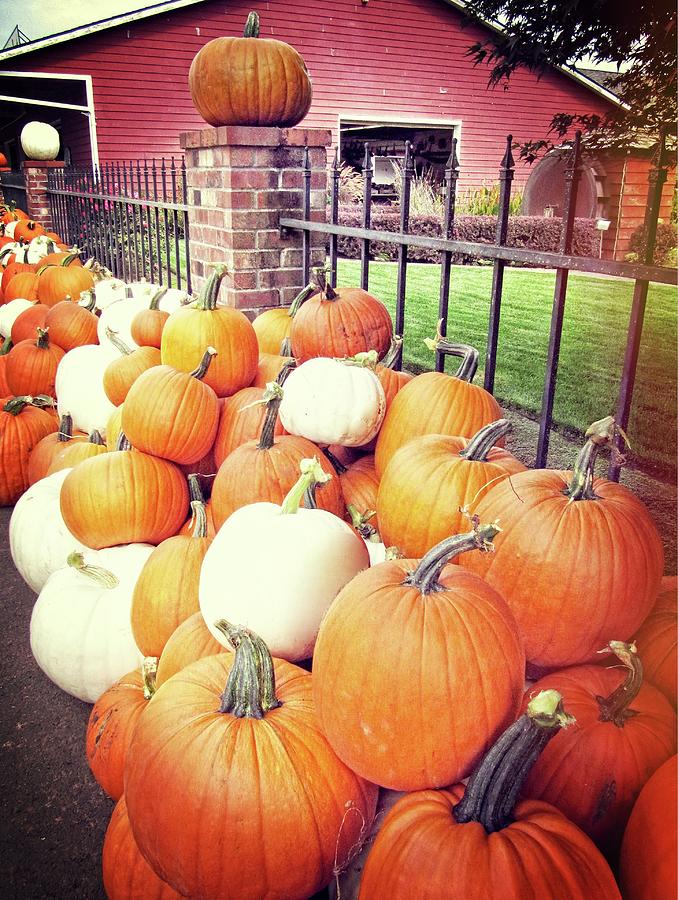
[124, 624, 378, 900]
[10, 302, 49, 344]
[0, 395, 57, 505]
[155, 611, 226, 687]
[374, 340, 503, 478]
[102, 329, 162, 407]
[26, 412, 86, 485]
[47, 429, 107, 474]
[520, 641, 677, 857]
[130, 288, 170, 348]
[160, 265, 258, 397]
[5, 327, 65, 398]
[459, 417, 664, 671]
[252, 282, 314, 354]
[358, 691, 621, 900]
[632, 575, 677, 706]
[313, 523, 525, 790]
[86, 659, 158, 801]
[212, 385, 286, 467]
[189, 11, 313, 127]
[290, 268, 393, 363]
[37, 252, 94, 306]
[44, 298, 99, 351]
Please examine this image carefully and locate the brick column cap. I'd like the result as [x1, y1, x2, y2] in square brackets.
[180, 124, 332, 150]
[22, 160, 66, 170]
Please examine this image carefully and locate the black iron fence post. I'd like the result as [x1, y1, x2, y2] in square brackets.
[435, 138, 460, 373]
[536, 131, 582, 468]
[360, 146, 373, 290]
[484, 135, 515, 393]
[609, 128, 669, 481]
[302, 146, 311, 285]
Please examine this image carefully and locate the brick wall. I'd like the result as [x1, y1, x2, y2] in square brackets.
[22, 160, 65, 233]
[180, 125, 331, 313]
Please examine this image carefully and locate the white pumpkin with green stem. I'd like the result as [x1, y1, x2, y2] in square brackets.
[9, 468, 87, 593]
[199, 458, 370, 661]
[30, 544, 153, 703]
[278, 351, 387, 447]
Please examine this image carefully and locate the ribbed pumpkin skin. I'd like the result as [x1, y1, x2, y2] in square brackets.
[130, 531, 212, 657]
[86, 669, 150, 801]
[37, 264, 94, 306]
[0, 401, 57, 505]
[213, 388, 286, 466]
[156, 611, 226, 687]
[60, 451, 189, 549]
[5, 271, 39, 302]
[130, 307, 169, 348]
[374, 371, 503, 477]
[520, 664, 677, 856]
[358, 787, 621, 900]
[124, 654, 378, 900]
[160, 306, 259, 397]
[313, 561, 525, 790]
[6, 332, 65, 398]
[122, 364, 220, 466]
[0, 356, 8, 395]
[377, 434, 526, 559]
[26, 427, 87, 485]
[102, 346, 161, 406]
[103, 797, 184, 900]
[44, 300, 99, 351]
[619, 755, 677, 900]
[290, 288, 393, 363]
[340, 455, 380, 516]
[1, 261, 35, 296]
[46, 437, 107, 475]
[633, 576, 677, 706]
[189, 35, 312, 127]
[210, 436, 345, 530]
[10, 303, 48, 344]
[459, 470, 665, 670]
[252, 307, 292, 353]
[252, 351, 295, 387]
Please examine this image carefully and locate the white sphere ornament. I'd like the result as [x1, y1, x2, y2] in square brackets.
[21, 121, 60, 161]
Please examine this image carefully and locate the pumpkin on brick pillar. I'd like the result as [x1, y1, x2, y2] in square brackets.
[21, 122, 60, 161]
[188, 11, 313, 127]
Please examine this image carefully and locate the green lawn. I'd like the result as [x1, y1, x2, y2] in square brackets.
[337, 259, 677, 474]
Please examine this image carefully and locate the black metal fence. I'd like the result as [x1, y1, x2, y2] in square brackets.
[281, 130, 676, 480]
[0, 170, 27, 212]
[46, 158, 192, 292]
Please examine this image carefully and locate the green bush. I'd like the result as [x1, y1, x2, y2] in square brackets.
[626, 222, 678, 266]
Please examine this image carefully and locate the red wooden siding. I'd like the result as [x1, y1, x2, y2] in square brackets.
[2, 0, 614, 186]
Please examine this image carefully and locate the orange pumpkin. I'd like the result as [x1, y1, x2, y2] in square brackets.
[130, 288, 170, 348]
[37, 252, 94, 306]
[5, 327, 65, 398]
[189, 11, 313, 127]
[47, 429, 107, 475]
[252, 282, 314, 354]
[155, 611, 226, 687]
[1, 261, 36, 296]
[252, 351, 296, 387]
[102, 329, 162, 407]
[0, 395, 57, 505]
[632, 575, 677, 706]
[44, 298, 99, 351]
[13, 219, 44, 243]
[10, 302, 49, 344]
[4, 271, 40, 302]
[26, 412, 87, 485]
[212, 385, 286, 467]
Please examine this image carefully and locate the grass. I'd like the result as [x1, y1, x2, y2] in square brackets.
[337, 259, 677, 476]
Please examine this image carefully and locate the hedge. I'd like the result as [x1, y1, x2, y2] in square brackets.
[336, 207, 598, 264]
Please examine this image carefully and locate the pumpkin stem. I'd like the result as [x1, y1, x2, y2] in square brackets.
[565, 416, 625, 501]
[79, 289, 97, 311]
[596, 641, 644, 726]
[105, 327, 133, 356]
[458, 419, 512, 461]
[406, 520, 500, 594]
[3, 395, 54, 416]
[256, 361, 296, 450]
[142, 657, 159, 700]
[35, 326, 50, 350]
[340, 350, 379, 370]
[67, 551, 120, 589]
[148, 287, 168, 310]
[279, 336, 292, 356]
[61, 250, 80, 267]
[347, 503, 380, 541]
[0, 338, 13, 357]
[287, 282, 315, 318]
[453, 689, 575, 833]
[88, 430, 105, 445]
[313, 266, 338, 301]
[323, 447, 348, 475]
[243, 10, 260, 38]
[380, 336, 404, 371]
[194, 265, 230, 311]
[424, 323, 479, 382]
[57, 412, 74, 442]
[281, 457, 331, 515]
[115, 432, 132, 451]
[215, 620, 282, 718]
[188, 346, 218, 380]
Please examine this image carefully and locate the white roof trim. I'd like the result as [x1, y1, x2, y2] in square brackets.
[0, 0, 209, 62]
[0, 0, 621, 106]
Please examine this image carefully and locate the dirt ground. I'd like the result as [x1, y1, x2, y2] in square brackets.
[0, 411, 674, 899]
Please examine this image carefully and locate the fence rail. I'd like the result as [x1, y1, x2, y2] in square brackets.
[47, 158, 192, 292]
[282, 128, 675, 480]
[0, 170, 27, 211]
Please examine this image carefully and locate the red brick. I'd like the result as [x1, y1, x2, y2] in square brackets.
[256, 229, 291, 250]
[231, 249, 282, 269]
[282, 128, 332, 148]
[228, 148, 257, 167]
[256, 190, 303, 210]
[231, 210, 280, 230]
[279, 170, 326, 190]
[226, 169, 279, 190]
[213, 126, 286, 147]
[226, 288, 281, 310]
[255, 147, 303, 168]
[258, 268, 304, 289]
[216, 190, 255, 210]
[280, 248, 303, 268]
[231, 271, 257, 290]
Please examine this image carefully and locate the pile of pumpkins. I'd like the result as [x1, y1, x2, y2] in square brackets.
[1, 200, 676, 899]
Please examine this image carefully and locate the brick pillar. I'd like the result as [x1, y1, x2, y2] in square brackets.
[23, 160, 64, 231]
[179, 125, 331, 313]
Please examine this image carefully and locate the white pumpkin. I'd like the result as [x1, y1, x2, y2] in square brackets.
[0, 298, 34, 338]
[279, 354, 387, 447]
[55, 344, 119, 436]
[1, 223, 19, 242]
[9, 468, 87, 593]
[97, 288, 187, 349]
[30, 543, 153, 703]
[26, 235, 59, 263]
[94, 277, 127, 311]
[199, 458, 370, 661]
[21, 121, 60, 161]
[0, 241, 25, 266]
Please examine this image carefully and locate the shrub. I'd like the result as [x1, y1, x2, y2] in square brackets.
[626, 222, 677, 266]
[336, 207, 598, 264]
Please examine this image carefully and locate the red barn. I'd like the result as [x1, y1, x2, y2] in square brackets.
[0, 0, 618, 190]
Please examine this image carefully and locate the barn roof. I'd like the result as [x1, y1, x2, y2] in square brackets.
[0, 0, 622, 106]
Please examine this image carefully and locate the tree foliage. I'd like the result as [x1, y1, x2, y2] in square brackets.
[461, 0, 676, 159]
